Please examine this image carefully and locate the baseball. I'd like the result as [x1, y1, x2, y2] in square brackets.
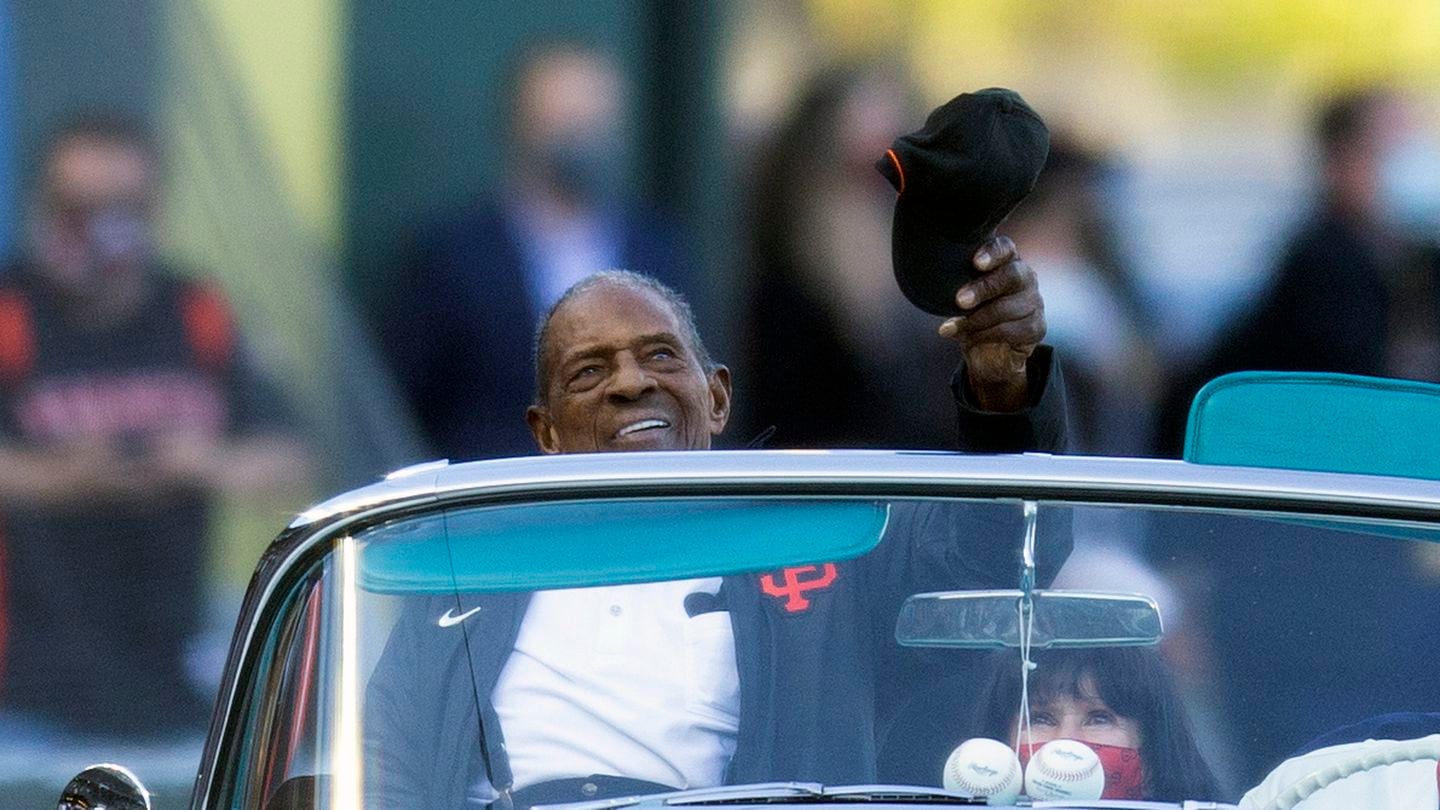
[1023, 739, 1105, 800]
[942, 737, 1022, 805]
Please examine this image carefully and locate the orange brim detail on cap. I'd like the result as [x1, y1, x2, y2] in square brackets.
[885, 148, 905, 195]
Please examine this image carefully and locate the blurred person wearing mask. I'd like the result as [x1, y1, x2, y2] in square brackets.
[0, 115, 309, 739]
[378, 41, 692, 462]
[1161, 88, 1440, 452]
[739, 65, 965, 449]
[1000, 140, 1160, 456]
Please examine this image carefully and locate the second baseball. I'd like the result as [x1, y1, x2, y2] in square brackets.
[1023, 739, 1105, 800]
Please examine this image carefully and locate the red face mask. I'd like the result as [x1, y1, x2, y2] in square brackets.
[1019, 740, 1147, 800]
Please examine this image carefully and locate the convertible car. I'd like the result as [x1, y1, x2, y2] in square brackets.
[59, 373, 1440, 809]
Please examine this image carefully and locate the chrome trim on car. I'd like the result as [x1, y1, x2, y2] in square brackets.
[288, 466, 443, 528]
[193, 450, 1440, 808]
[382, 457, 451, 481]
[292, 451, 1440, 528]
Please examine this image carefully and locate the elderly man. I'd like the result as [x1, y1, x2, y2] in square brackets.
[367, 239, 1067, 807]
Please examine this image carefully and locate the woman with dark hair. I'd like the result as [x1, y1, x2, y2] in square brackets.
[971, 648, 1220, 802]
[735, 65, 961, 450]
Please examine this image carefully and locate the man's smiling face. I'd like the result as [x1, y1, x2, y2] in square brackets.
[527, 282, 731, 454]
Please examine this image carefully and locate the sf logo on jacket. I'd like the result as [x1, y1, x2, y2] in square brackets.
[759, 564, 839, 613]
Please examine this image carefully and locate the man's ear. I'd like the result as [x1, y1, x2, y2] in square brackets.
[526, 405, 563, 455]
[707, 365, 732, 437]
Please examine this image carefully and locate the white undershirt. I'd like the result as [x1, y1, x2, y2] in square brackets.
[491, 578, 741, 791]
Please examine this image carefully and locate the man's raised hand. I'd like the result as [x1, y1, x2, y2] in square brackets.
[937, 235, 1045, 412]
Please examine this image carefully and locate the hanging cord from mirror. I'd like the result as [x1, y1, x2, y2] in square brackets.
[1013, 501, 1040, 756]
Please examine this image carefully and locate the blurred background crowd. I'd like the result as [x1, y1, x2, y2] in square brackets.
[0, 0, 1438, 803]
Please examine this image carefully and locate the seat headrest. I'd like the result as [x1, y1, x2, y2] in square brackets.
[1185, 371, 1440, 480]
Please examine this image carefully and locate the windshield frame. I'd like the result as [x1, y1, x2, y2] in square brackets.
[190, 450, 1440, 809]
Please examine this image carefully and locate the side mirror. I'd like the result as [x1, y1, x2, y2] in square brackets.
[58, 763, 152, 810]
[895, 589, 1163, 649]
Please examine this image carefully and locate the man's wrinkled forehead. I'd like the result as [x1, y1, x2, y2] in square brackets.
[558, 285, 681, 343]
[543, 284, 689, 368]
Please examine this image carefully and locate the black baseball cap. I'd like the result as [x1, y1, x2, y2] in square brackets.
[876, 88, 1049, 316]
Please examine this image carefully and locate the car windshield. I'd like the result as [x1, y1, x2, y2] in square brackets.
[218, 491, 1440, 809]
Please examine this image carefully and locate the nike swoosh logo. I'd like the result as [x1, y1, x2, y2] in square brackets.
[437, 606, 483, 627]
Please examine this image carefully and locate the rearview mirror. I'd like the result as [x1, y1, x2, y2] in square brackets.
[895, 589, 1163, 649]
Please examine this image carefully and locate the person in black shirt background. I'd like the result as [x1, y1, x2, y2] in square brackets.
[0, 114, 310, 739]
